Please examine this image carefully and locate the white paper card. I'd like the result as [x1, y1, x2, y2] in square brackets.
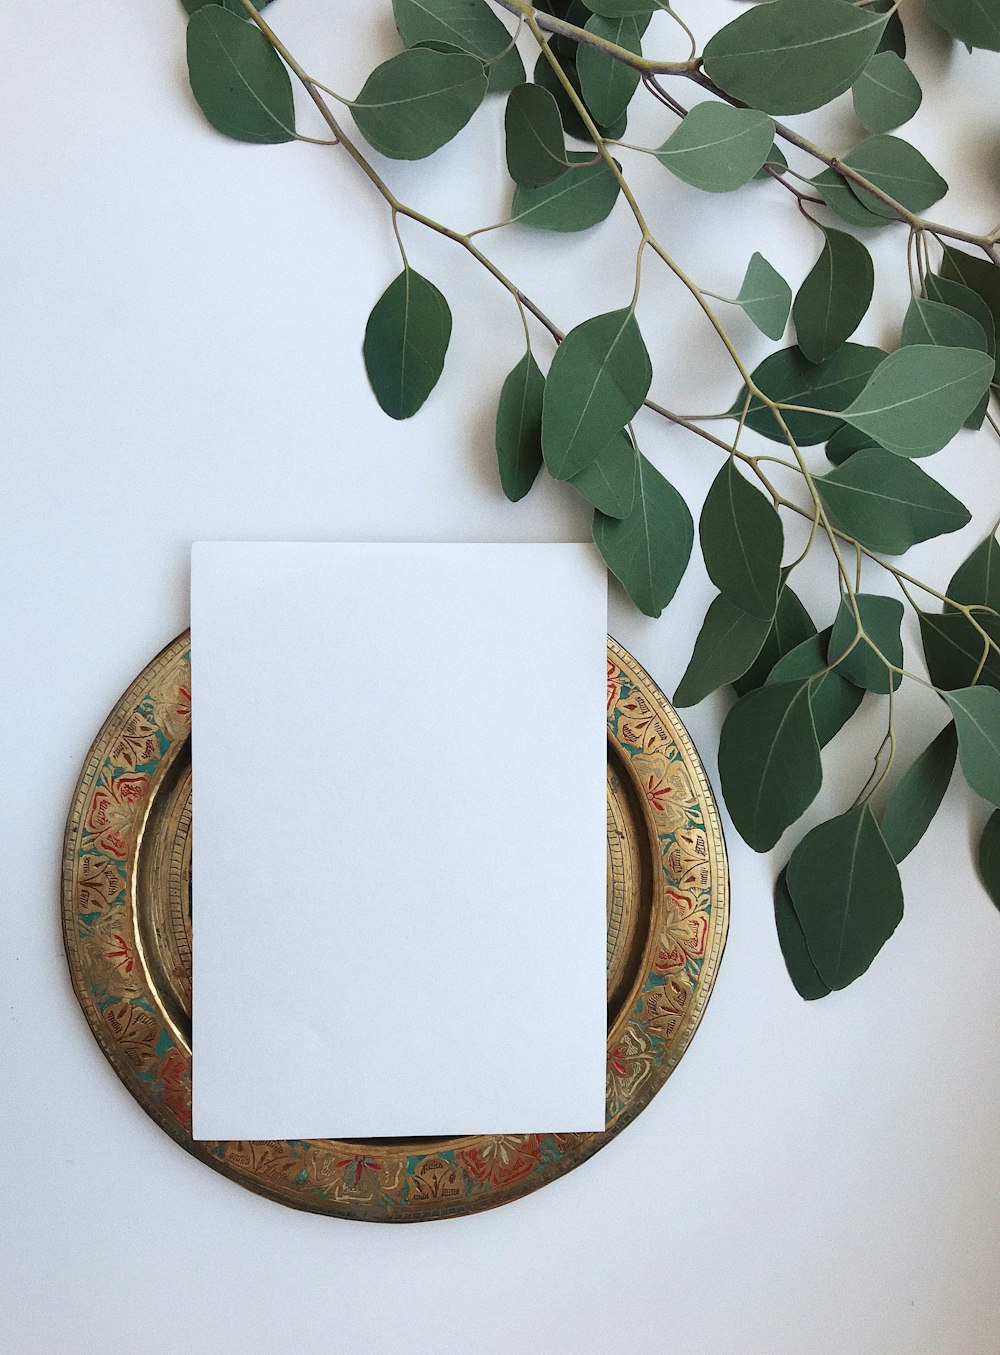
[190, 542, 608, 1139]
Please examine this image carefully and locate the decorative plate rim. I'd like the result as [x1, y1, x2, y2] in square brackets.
[61, 631, 728, 1221]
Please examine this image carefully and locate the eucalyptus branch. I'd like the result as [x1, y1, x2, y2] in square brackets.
[185, 0, 1000, 993]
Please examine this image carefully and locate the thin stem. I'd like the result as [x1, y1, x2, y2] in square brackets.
[493, 0, 699, 72]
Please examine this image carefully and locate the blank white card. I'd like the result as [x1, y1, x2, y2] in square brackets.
[190, 542, 608, 1139]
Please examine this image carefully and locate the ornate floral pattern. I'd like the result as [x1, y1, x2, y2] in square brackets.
[63, 638, 727, 1221]
[654, 888, 710, 975]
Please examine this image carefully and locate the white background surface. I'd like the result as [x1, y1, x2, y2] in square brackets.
[3, 1, 999, 1351]
[191, 541, 607, 1138]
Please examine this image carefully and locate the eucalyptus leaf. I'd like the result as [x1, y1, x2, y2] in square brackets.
[391, 0, 525, 93]
[542, 307, 651, 478]
[755, 143, 788, 180]
[873, 0, 907, 57]
[879, 723, 957, 864]
[655, 104, 775, 194]
[811, 167, 892, 230]
[840, 345, 993, 457]
[532, 51, 627, 142]
[702, 0, 886, 115]
[700, 458, 784, 619]
[363, 267, 452, 419]
[736, 253, 792, 341]
[739, 343, 885, 445]
[733, 582, 816, 697]
[182, 0, 274, 15]
[842, 134, 948, 218]
[577, 14, 642, 127]
[774, 869, 831, 1001]
[946, 531, 1000, 613]
[504, 83, 567, 187]
[901, 297, 988, 356]
[495, 349, 544, 501]
[829, 592, 904, 693]
[592, 454, 693, 618]
[919, 610, 1000, 691]
[718, 679, 822, 852]
[825, 424, 880, 466]
[925, 275, 997, 364]
[944, 686, 1000, 806]
[793, 227, 874, 364]
[785, 804, 903, 989]
[926, 0, 1000, 51]
[940, 245, 1000, 349]
[569, 428, 638, 518]
[673, 595, 773, 708]
[767, 630, 864, 747]
[925, 274, 996, 426]
[510, 151, 621, 231]
[979, 811, 1000, 910]
[817, 449, 971, 555]
[585, 0, 653, 15]
[186, 4, 296, 144]
[351, 48, 487, 160]
[852, 51, 921, 133]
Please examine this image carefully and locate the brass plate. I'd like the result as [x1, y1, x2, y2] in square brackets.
[62, 631, 728, 1221]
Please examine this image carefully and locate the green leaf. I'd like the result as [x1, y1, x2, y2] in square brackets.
[569, 428, 638, 518]
[901, 297, 988, 357]
[840, 345, 993, 457]
[736, 253, 792, 341]
[767, 630, 863, 747]
[362, 267, 452, 419]
[926, 0, 1000, 51]
[542, 308, 651, 479]
[841, 134, 948, 218]
[700, 459, 784, 620]
[702, 0, 886, 115]
[755, 142, 788, 180]
[785, 804, 903, 989]
[825, 424, 879, 466]
[585, 0, 653, 15]
[351, 48, 487, 160]
[829, 592, 904, 694]
[944, 686, 1000, 806]
[947, 531, 1000, 613]
[940, 246, 1000, 352]
[504, 84, 567, 187]
[740, 343, 885, 446]
[873, 0, 907, 57]
[793, 227, 874, 364]
[925, 274, 996, 426]
[185, 4, 296, 144]
[733, 582, 816, 697]
[673, 595, 773, 708]
[531, 51, 627, 143]
[391, 0, 525, 93]
[879, 723, 957, 864]
[919, 610, 1000, 691]
[593, 454, 693, 617]
[510, 150, 621, 231]
[816, 448, 971, 554]
[926, 275, 997, 362]
[810, 167, 892, 230]
[852, 51, 921, 133]
[495, 350, 545, 502]
[979, 811, 1000, 909]
[718, 679, 822, 851]
[577, 14, 642, 127]
[654, 104, 775, 194]
[182, 0, 273, 12]
[774, 868, 831, 1000]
